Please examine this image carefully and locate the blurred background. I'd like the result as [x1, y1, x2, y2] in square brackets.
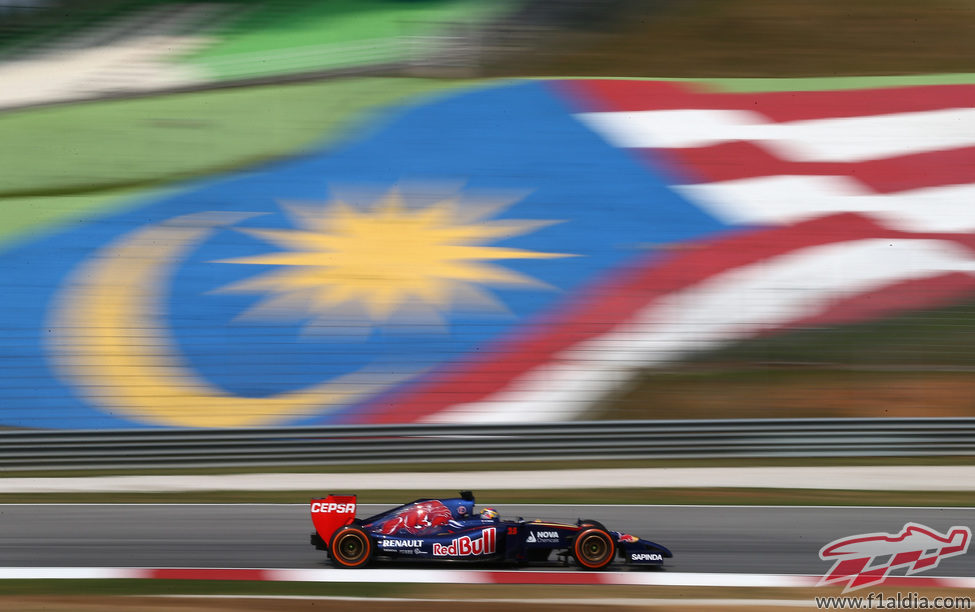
[1, 0, 974, 430]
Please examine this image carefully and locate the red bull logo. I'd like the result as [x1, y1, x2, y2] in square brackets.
[433, 528, 497, 557]
[378, 500, 453, 535]
[819, 522, 971, 592]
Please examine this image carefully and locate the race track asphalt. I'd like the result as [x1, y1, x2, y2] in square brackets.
[1, 504, 973, 576]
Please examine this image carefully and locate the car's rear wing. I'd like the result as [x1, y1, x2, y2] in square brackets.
[310, 494, 357, 546]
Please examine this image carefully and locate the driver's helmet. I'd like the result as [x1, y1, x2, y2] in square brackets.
[480, 507, 499, 521]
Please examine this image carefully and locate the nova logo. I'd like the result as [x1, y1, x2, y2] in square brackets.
[819, 522, 971, 592]
[310, 502, 355, 514]
[432, 528, 497, 557]
[526, 530, 559, 543]
[381, 539, 423, 548]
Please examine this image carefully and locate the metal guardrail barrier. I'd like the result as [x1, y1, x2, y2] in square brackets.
[1, 418, 973, 470]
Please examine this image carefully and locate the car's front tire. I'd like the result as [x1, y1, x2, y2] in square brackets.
[329, 525, 373, 568]
[573, 527, 615, 570]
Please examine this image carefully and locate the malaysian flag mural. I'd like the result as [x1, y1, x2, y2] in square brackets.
[0, 79, 971, 428]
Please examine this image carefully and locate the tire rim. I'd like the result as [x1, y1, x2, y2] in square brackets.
[338, 533, 365, 562]
[580, 533, 610, 563]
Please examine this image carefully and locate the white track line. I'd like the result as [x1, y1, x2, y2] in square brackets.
[3, 466, 975, 493]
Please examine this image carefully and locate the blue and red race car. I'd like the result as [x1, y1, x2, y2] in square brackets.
[310, 491, 672, 570]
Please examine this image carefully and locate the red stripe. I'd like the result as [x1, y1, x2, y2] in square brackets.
[363, 214, 975, 423]
[148, 568, 269, 581]
[650, 143, 975, 194]
[557, 80, 975, 121]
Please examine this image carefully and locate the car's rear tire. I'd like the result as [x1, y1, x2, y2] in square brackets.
[330, 525, 373, 568]
[573, 527, 615, 570]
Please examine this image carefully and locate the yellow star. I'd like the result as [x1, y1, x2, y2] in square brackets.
[215, 188, 575, 328]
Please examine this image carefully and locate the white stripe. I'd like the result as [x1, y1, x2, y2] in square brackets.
[430, 237, 975, 422]
[267, 568, 489, 583]
[0, 567, 138, 579]
[677, 175, 975, 233]
[613, 572, 817, 587]
[769, 109, 975, 163]
[576, 238, 975, 363]
[576, 108, 975, 162]
[3, 567, 972, 591]
[576, 108, 768, 149]
[4, 466, 975, 492]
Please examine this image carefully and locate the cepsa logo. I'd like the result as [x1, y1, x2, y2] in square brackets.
[310, 502, 356, 514]
[433, 528, 497, 557]
[819, 522, 971, 592]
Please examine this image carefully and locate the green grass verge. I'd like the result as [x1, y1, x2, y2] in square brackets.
[600, 297, 975, 420]
[188, 0, 515, 80]
[0, 77, 460, 200]
[601, 367, 975, 420]
[1, 488, 972, 506]
[0, 580, 408, 597]
[689, 298, 975, 367]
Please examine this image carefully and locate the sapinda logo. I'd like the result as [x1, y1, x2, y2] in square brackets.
[819, 522, 971, 592]
[433, 528, 497, 556]
[310, 502, 355, 513]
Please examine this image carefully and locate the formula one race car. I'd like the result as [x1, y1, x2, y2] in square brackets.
[310, 491, 672, 570]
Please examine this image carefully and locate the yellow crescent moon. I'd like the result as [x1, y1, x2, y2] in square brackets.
[48, 211, 408, 428]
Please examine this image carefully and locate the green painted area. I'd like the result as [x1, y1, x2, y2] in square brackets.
[0, 77, 458, 197]
[699, 72, 975, 92]
[188, 0, 516, 80]
[0, 77, 461, 248]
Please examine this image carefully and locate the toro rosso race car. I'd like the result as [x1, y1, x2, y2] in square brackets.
[310, 491, 672, 570]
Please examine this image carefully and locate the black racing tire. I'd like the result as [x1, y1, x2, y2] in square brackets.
[573, 527, 615, 570]
[329, 525, 373, 568]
